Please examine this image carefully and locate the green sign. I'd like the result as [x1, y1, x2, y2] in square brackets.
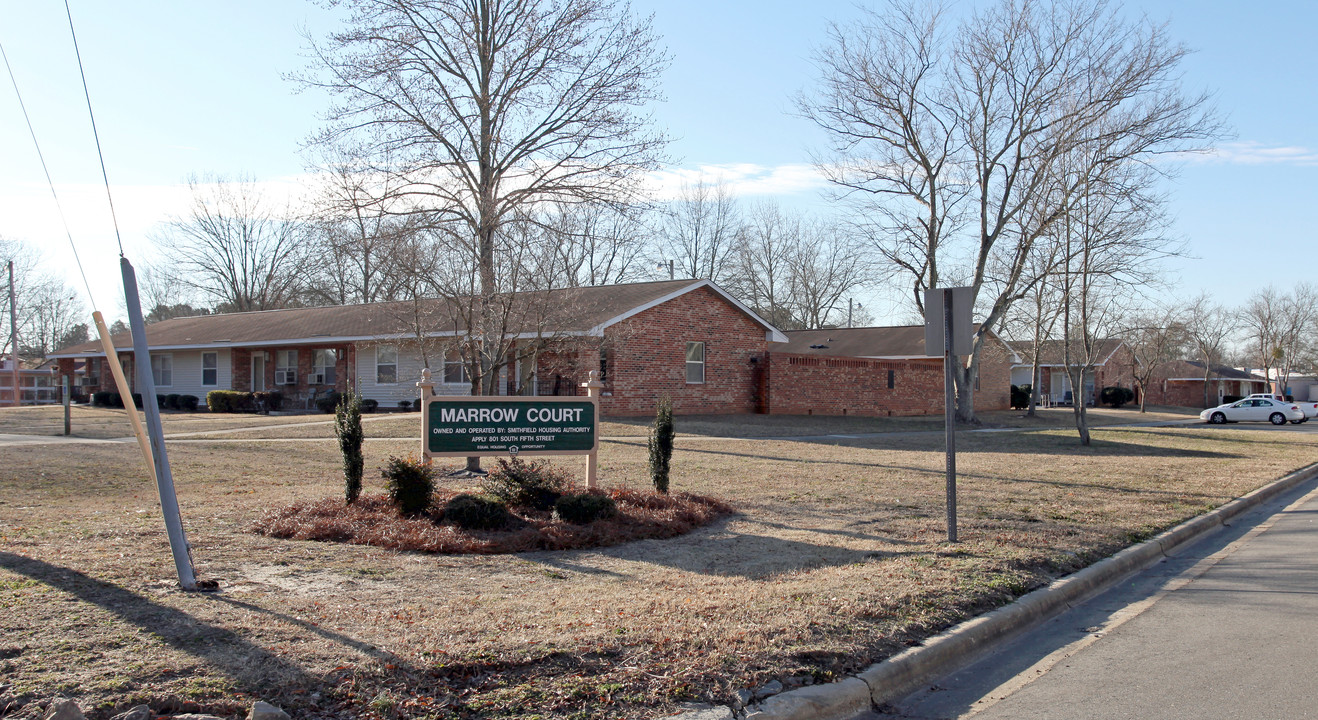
[426, 398, 597, 456]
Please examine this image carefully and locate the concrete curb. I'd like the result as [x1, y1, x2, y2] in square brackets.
[668, 462, 1318, 720]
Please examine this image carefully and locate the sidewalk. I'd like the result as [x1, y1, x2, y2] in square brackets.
[864, 472, 1318, 720]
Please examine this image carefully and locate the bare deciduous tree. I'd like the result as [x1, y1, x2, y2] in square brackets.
[1184, 293, 1235, 407]
[300, 0, 669, 409]
[541, 203, 652, 288]
[1238, 285, 1285, 394]
[1122, 306, 1188, 413]
[153, 175, 311, 313]
[803, 0, 1223, 423]
[2, 237, 87, 359]
[658, 179, 742, 285]
[788, 218, 872, 329]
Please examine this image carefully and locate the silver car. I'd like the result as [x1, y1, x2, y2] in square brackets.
[1200, 398, 1305, 425]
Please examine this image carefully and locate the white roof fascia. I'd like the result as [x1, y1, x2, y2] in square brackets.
[987, 331, 1024, 364]
[1097, 341, 1125, 366]
[589, 280, 791, 343]
[1165, 377, 1264, 382]
[47, 330, 595, 358]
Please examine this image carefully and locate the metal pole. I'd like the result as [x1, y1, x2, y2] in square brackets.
[8, 261, 19, 407]
[582, 370, 604, 490]
[121, 257, 196, 590]
[62, 374, 71, 436]
[943, 288, 957, 543]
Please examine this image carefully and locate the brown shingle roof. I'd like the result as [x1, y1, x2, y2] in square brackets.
[1158, 360, 1262, 381]
[1010, 338, 1125, 366]
[53, 279, 770, 357]
[775, 326, 935, 357]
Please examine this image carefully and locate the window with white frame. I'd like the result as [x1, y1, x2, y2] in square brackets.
[376, 345, 398, 384]
[201, 352, 218, 386]
[151, 354, 173, 387]
[312, 349, 338, 385]
[275, 350, 298, 386]
[685, 342, 705, 384]
[443, 351, 469, 385]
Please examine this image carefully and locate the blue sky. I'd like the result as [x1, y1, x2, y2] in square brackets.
[1, 1, 1314, 325]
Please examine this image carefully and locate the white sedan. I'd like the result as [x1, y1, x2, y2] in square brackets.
[1245, 394, 1318, 423]
[1201, 398, 1305, 425]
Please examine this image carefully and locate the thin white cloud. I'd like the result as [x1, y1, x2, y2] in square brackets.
[647, 163, 828, 201]
[1187, 141, 1318, 167]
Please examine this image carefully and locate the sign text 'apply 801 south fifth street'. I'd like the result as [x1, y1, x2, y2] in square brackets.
[426, 399, 597, 456]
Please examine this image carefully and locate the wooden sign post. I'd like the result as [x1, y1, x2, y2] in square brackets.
[418, 369, 604, 489]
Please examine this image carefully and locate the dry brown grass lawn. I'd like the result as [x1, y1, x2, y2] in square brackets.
[0, 406, 1311, 720]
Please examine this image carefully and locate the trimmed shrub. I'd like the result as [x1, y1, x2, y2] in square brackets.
[253, 391, 284, 412]
[155, 393, 168, 410]
[1223, 395, 1244, 404]
[92, 390, 115, 407]
[207, 390, 255, 413]
[165, 393, 181, 410]
[336, 393, 365, 504]
[316, 391, 344, 414]
[397, 400, 412, 411]
[129, 393, 144, 409]
[1010, 384, 1031, 410]
[484, 458, 573, 511]
[1100, 386, 1135, 408]
[362, 398, 379, 414]
[648, 396, 674, 493]
[555, 493, 617, 525]
[179, 394, 200, 412]
[443, 493, 510, 531]
[383, 454, 436, 516]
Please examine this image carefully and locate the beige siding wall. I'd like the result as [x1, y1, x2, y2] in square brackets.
[146, 349, 232, 399]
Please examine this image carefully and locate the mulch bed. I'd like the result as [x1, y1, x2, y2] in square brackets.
[252, 487, 734, 554]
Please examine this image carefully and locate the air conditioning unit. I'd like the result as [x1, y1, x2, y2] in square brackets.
[275, 370, 297, 386]
[310, 372, 326, 385]
[79, 376, 99, 386]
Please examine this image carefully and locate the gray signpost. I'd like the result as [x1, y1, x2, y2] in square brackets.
[418, 369, 604, 488]
[925, 286, 974, 543]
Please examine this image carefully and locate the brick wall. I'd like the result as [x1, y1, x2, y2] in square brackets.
[975, 336, 1013, 412]
[765, 353, 944, 416]
[1142, 378, 1265, 408]
[530, 286, 767, 416]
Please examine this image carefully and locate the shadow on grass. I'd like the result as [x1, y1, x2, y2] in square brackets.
[528, 518, 923, 580]
[0, 551, 403, 692]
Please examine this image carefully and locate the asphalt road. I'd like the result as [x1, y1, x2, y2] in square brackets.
[857, 472, 1318, 720]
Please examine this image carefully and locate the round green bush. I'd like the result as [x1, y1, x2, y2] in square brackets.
[444, 493, 510, 531]
[555, 493, 617, 525]
[383, 455, 436, 516]
[316, 391, 344, 414]
[1100, 386, 1135, 408]
[484, 458, 572, 511]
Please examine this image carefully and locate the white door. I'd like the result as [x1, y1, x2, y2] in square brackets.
[252, 355, 265, 392]
[1052, 370, 1072, 403]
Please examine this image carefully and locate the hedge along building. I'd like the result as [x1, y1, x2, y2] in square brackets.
[47, 279, 789, 416]
[1009, 339, 1138, 406]
[764, 325, 1020, 416]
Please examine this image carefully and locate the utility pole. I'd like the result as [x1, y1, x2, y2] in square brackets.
[8, 261, 19, 407]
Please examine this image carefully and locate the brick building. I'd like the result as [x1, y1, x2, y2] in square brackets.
[48, 280, 788, 416]
[1137, 360, 1268, 408]
[1010, 339, 1138, 406]
[763, 325, 1019, 416]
